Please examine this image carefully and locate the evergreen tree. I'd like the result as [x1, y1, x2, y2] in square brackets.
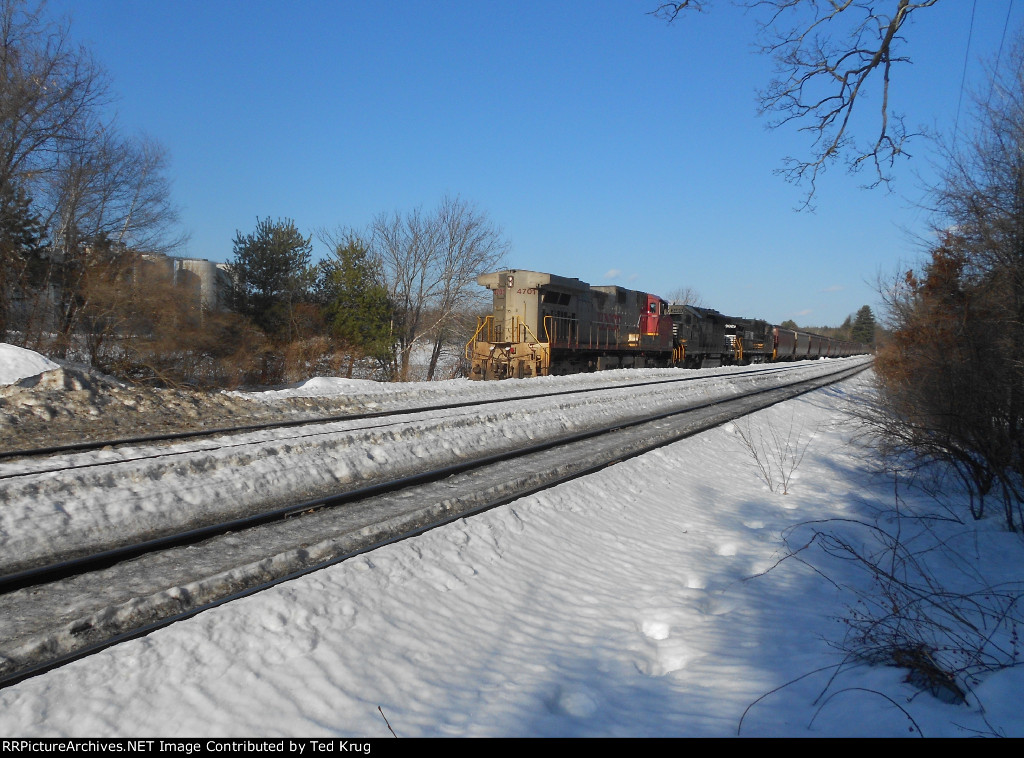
[850, 305, 876, 346]
[314, 233, 394, 376]
[838, 314, 853, 340]
[227, 217, 313, 340]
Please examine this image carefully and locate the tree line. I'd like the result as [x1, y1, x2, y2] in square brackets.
[869, 35, 1024, 532]
[658, 1, 1022, 531]
[779, 305, 879, 347]
[225, 197, 507, 386]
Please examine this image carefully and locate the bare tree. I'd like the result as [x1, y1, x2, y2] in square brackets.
[38, 128, 185, 354]
[0, 0, 185, 354]
[425, 195, 510, 379]
[0, 0, 111, 199]
[0, 0, 108, 340]
[666, 284, 703, 306]
[651, 0, 709, 19]
[369, 205, 436, 381]
[370, 195, 508, 381]
[653, 1, 939, 207]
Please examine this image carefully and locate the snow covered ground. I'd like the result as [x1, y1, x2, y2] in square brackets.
[0, 344, 1022, 737]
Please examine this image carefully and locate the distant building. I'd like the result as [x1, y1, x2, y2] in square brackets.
[139, 253, 232, 312]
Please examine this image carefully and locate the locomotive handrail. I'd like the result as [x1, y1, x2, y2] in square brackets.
[515, 317, 545, 347]
[468, 314, 550, 353]
[545, 315, 575, 349]
[544, 313, 585, 350]
[465, 315, 496, 359]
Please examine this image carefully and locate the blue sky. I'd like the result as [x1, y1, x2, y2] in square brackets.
[47, 0, 1024, 327]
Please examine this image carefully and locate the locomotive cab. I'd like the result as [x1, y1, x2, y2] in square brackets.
[468, 270, 590, 379]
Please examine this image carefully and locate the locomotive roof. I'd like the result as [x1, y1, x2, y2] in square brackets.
[477, 270, 590, 291]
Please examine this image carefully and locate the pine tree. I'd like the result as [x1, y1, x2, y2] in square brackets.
[850, 305, 876, 346]
[227, 217, 313, 340]
[838, 314, 853, 340]
[314, 233, 393, 376]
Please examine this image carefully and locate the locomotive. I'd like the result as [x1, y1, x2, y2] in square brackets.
[466, 269, 870, 380]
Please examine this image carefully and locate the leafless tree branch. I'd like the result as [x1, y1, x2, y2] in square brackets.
[649, 1, 711, 23]
[653, 1, 939, 207]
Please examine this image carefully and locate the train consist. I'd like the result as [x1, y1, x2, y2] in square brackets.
[466, 269, 870, 380]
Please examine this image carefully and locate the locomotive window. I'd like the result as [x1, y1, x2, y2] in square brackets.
[542, 291, 571, 305]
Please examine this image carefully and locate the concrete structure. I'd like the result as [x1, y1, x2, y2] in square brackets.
[139, 253, 231, 312]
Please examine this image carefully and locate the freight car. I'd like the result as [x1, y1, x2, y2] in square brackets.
[466, 269, 869, 379]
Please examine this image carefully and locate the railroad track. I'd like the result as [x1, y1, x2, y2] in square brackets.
[0, 358, 871, 688]
[0, 360, 866, 577]
[0, 360, 830, 466]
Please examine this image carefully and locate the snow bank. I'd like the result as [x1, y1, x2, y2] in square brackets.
[0, 344, 60, 386]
